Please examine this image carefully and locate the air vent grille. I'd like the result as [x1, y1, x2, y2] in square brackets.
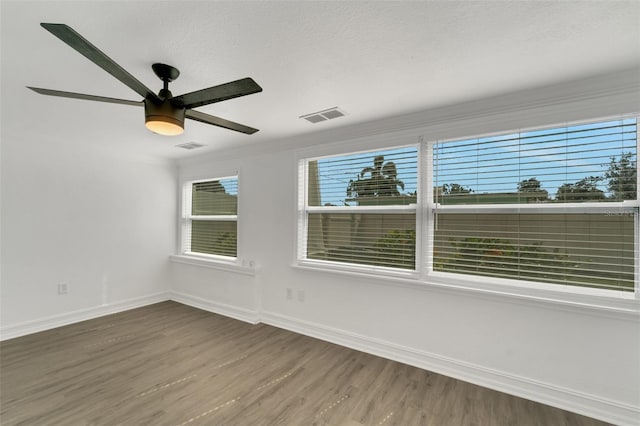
[176, 142, 205, 150]
[300, 107, 346, 123]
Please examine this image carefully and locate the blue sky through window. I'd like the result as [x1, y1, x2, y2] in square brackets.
[434, 118, 636, 200]
[219, 177, 238, 196]
[313, 118, 636, 206]
[315, 146, 419, 206]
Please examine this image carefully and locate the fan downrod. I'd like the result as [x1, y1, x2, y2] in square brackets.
[152, 63, 180, 83]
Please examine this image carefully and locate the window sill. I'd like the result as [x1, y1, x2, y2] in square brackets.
[425, 272, 639, 320]
[170, 255, 255, 276]
[295, 259, 420, 281]
[293, 261, 639, 320]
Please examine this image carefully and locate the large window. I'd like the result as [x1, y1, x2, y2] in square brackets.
[299, 146, 419, 271]
[432, 118, 638, 292]
[182, 177, 238, 258]
[298, 116, 639, 295]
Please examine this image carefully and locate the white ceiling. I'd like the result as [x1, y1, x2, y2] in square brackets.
[2, 1, 639, 161]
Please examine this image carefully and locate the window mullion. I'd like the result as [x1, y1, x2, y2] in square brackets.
[436, 203, 639, 215]
[189, 215, 238, 221]
[306, 206, 416, 214]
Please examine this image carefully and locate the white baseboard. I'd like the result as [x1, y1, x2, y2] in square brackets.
[260, 310, 639, 426]
[170, 291, 260, 324]
[0, 292, 170, 341]
[0, 291, 258, 341]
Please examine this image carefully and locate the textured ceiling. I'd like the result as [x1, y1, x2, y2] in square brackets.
[2, 1, 639, 161]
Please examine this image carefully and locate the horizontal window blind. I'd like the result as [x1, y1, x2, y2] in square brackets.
[190, 220, 237, 257]
[309, 147, 418, 207]
[305, 146, 418, 270]
[192, 179, 238, 214]
[432, 117, 638, 292]
[186, 177, 238, 257]
[434, 118, 637, 204]
[307, 213, 416, 269]
[433, 212, 636, 291]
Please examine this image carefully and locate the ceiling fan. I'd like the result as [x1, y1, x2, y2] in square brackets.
[27, 23, 263, 136]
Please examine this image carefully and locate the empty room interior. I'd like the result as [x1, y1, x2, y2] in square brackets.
[1, 1, 639, 425]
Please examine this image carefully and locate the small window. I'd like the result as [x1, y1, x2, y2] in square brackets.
[182, 177, 238, 258]
[299, 146, 419, 271]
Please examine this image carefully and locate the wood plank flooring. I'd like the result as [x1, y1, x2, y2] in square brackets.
[0, 301, 609, 425]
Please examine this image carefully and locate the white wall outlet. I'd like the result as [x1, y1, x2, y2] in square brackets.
[58, 282, 69, 295]
[297, 290, 305, 302]
[286, 288, 293, 300]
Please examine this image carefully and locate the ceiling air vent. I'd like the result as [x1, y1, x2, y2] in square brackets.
[175, 142, 205, 150]
[300, 107, 346, 123]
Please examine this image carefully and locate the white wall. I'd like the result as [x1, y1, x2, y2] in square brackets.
[0, 130, 177, 337]
[172, 69, 640, 425]
[1, 69, 637, 423]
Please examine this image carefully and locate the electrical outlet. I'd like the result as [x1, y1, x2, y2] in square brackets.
[58, 282, 69, 295]
[286, 288, 293, 300]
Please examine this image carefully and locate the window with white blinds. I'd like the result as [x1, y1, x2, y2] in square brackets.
[301, 146, 419, 271]
[183, 177, 238, 258]
[432, 117, 638, 292]
[297, 116, 638, 294]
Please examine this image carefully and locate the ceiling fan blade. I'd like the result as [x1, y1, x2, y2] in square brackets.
[172, 78, 262, 109]
[186, 110, 259, 135]
[40, 23, 159, 102]
[27, 87, 142, 106]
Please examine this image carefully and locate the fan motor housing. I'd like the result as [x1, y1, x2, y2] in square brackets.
[144, 98, 185, 135]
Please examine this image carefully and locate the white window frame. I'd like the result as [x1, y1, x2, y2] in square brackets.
[423, 115, 640, 299]
[297, 143, 422, 279]
[181, 175, 239, 262]
[294, 116, 640, 307]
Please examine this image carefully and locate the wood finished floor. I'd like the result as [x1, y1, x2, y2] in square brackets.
[1, 301, 609, 426]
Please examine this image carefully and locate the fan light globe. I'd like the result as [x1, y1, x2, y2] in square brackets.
[145, 118, 184, 136]
[144, 99, 185, 136]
